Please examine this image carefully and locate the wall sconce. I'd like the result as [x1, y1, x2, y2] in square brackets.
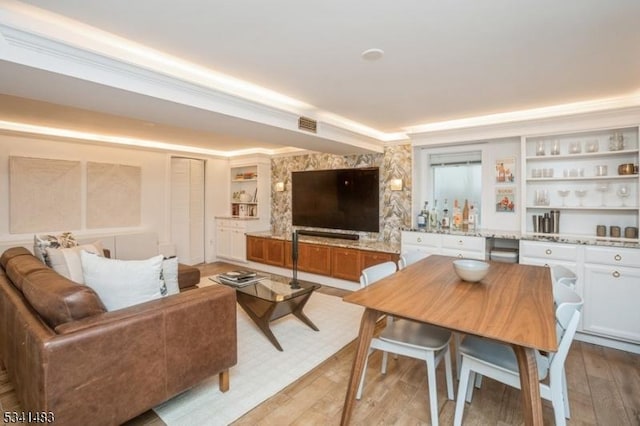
[275, 182, 285, 192]
[389, 178, 403, 191]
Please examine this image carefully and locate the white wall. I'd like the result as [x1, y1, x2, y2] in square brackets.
[0, 133, 229, 259]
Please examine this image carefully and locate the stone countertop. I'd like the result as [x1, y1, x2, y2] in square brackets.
[403, 228, 640, 249]
[246, 231, 400, 254]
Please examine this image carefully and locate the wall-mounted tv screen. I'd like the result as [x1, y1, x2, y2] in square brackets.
[291, 167, 379, 233]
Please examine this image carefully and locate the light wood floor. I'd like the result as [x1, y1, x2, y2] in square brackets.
[1, 262, 639, 425]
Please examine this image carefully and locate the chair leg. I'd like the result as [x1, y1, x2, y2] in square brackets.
[550, 375, 567, 426]
[454, 361, 471, 426]
[454, 332, 462, 380]
[381, 351, 389, 374]
[562, 368, 570, 418]
[474, 373, 483, 389]
[356, 349, 373, 400]
[444, 344, 454, 400]
[466, 371, 475, 403]
[426, 352, 440, 426]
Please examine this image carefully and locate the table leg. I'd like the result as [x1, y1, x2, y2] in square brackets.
[512, 344, 544, 426]
[340, 308, 379, 425]
[292, 292, 319, 331]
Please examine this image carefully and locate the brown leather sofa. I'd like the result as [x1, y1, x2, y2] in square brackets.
[0, 247, 237, 426]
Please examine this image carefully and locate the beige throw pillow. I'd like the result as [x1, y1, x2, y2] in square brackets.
[46, 241, 104, 284]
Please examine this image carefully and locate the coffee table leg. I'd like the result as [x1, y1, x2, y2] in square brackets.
[237, 300, 284, 351]
[292, 292, 319, 331]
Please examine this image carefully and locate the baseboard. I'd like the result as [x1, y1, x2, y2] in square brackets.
[575, 332, 640, 355]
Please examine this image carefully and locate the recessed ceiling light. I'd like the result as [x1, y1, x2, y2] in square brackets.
[361, 48, 384, 61]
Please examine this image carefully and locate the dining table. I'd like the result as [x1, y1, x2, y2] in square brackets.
[340, 254, 557, 426]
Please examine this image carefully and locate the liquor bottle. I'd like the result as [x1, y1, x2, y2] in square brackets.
[417, 202, 429, 229]
[462, 199, 470, 231]
[468, 202, 476, 230]
[429, 199, 439, 230]
[452, 199, 461, 230]
[441, 199, 450, 230]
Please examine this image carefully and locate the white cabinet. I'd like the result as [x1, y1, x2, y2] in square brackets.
[401, 231, 486, 260]
[582, 246, 640, 344]
[401, 231, 441, 255]
[521, 126, 639, 242]
[216, 219, 262, 262]
[519, 240, 579, 267]
[441, 234, 486, 260]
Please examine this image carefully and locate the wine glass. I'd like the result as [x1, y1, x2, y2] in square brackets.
[595, 183, 609, 206]
[574, 189, 587, 207]
[557, 189, 570, 206]
[617, 184, 630, 207]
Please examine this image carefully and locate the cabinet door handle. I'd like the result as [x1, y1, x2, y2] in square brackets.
[458, 240, 463, 245]
[614, 254, 622, 261]
[543, 264, 550, 268]
[417, 237, 422, 243]
[457, 254, 463, 258]
[612, 271, 621, 278]
[545, 249, 552, 255]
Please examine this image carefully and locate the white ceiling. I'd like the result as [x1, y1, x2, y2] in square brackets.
[1, 0, 639, 154]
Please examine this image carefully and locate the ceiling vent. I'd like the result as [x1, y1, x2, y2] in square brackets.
[298, 116, 317, 133]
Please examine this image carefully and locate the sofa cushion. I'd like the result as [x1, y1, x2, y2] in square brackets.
[80, 252, 165, 311]
[20, 268, 107, 329]
[177, 263, 200, 290]
[46, 242, 104, 284]
[1, 247, 49, 292]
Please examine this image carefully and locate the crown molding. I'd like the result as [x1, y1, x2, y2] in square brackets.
[0, 9, 387, 154]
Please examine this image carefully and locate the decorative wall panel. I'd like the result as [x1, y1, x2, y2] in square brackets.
[9, 156, 81, 233]
[271, 145, 412, 244]
[87, 162, 141, 228]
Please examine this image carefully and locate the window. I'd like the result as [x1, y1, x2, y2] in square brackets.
[430, 151, 482, 213]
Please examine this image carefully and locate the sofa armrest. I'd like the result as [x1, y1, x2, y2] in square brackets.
[43, 284, 237, 426]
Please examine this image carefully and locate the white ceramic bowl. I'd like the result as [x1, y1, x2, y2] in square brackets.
[453, 259, 490, 282]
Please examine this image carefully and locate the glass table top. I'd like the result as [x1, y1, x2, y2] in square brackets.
[208, 273, 320, 302]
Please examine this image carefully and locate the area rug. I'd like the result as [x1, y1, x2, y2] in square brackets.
[153, 292, 364, 425]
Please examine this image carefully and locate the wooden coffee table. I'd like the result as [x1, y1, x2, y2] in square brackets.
[211, 274, 320, 351]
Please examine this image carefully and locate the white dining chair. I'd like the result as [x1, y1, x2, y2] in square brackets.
[550, 264, 577, 290]
[357, 261, 454, 426]
[453, 282, 583, 426]
[397, 250, 430, 270]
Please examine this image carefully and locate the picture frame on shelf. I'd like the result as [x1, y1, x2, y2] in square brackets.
[496, 187, 516, 213]
[496, 157, 515, 183]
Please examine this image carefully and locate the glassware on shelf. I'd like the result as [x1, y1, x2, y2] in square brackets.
[551, 140, 561, 155]
[535, 141, 546, 156]
[535, 189, 549, 206]
[617, 184, 630, 207]
[608, 132, 625, 151]
[595, 165, 608, 176]
[574, 189, 587, 206]
[595, 183, 609, 206]
[558, 189, 570, 206]
[569, 141, 582, 154]
[585, 139, 599, 153]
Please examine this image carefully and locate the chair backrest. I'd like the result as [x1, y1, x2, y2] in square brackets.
[550, 264, 577, 290]
[360, 261, 397, 287]
[546, 282, 584, 377]
[398, 251, 429, 270]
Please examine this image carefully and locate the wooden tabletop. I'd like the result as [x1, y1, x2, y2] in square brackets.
[343, 255, 557, 352]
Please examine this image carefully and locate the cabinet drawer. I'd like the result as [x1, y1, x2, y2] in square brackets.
[441, 235, 485, 252]
[584, 246, 640, 267]
[519, 241, 577, 261]
[401, 231, 441, 248]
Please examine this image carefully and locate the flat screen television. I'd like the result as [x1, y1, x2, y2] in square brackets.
[291, 167, 380, 233]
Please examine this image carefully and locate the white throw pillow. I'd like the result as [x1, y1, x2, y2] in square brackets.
[46, 242, 104, 284]
[162, 257, 180, 296]
[80, 251, 164, 311]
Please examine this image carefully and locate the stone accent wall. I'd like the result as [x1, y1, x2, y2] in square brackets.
[270, 144, 411, 244]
